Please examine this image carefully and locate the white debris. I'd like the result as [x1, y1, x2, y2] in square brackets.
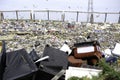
[104, 49, 112, 58]
[65, 67, 102, 80]
[112, 43, 120, 56]
[60, 43, 72, 55]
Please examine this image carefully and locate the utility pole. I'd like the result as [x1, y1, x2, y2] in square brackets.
[87, 0, 94, 24]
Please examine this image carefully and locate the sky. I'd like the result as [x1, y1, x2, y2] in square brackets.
[0, 0, 120, 12]
[0, 0, 120, 23]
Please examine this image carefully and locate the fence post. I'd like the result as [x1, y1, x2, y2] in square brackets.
[0, 12, 1, 21]
[104, 13, 107, 23]
[47, 10, 49, 20]
[33, 13, 35, 21]
[90, 13, 94, 24]
[118, 12, 120, 24]
[30, 10, 33, 20]
[16, 10, 18, 21]
[76, 11, 79, 22]
[61, 11, 65, 22]
[1, 12, 4, 21]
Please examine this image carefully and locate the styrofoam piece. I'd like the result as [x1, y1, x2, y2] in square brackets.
[112, 43, 120, 56]
[60, 44, 72, 55]
[104, 49, 112, 58]
[77, 46, 94, 53]
[65, 67, 102, 80]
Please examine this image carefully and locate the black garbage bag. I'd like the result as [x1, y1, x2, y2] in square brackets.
[39, 45, 68, 75]
[2, 49, 38, 80]
[35, 45, 68, 80]
[35, 69, 55, 80]
[29, 49, 39, 62]
[0, 41, 6, 80]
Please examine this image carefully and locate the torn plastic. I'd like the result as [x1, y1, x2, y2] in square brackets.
[40, 45, 68, 75]
[112, 43, 120, 56]
[60, 43, 72, 55]
[0, 41, 6, 80]
[3, 49, 38, 80]
[29, 49, 39, 61]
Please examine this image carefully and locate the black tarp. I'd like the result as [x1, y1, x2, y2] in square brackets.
[0, 54, 1, 63]
[40, 45, 68, 76]
[29, 49, 39, 62]
[1, 44, 68, 80]
[2, 49, 38, 80]
[0, 41, 6, 80]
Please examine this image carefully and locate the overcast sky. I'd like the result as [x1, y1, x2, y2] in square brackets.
[0, 0, 120, 23]
[0, 0, 120, 12]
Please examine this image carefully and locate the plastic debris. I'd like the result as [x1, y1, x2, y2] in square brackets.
[112, 43, 120, 56]
[0, 20, 120, 55]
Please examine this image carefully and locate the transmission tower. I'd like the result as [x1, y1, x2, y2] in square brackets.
[87, 0, 94, 23]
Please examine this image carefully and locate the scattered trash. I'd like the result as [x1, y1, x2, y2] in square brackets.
[104, 48, 112, 58]
[0, 20, 120, 80]
[29, 49, 40, 61]
[68, 41, 102, 67]
[3, 49, 38, 80]
[65, 67, 102, 80]
[0, 20, 120, 53]
[112, 43, 120, 56]
[60, 42, 72, 55]
[40, 45, 68, 75]
[35, 56, 49, 63]
[106, 56, 117, 64]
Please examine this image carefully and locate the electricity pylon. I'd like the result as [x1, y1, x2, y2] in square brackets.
[87, 0, 94, 24]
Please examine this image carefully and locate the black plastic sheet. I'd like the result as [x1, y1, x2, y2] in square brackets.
[0, 41, 6, 80]
[29, 49, 39, 61]
[40, 45, 68, 75]
[3, 49, 38, 80]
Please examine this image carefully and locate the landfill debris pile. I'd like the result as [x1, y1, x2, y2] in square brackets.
[0, 20, 120, 55]
[0, 20, 120, 80]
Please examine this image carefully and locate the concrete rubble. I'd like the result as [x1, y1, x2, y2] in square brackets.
[0, 20, 120, 56]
